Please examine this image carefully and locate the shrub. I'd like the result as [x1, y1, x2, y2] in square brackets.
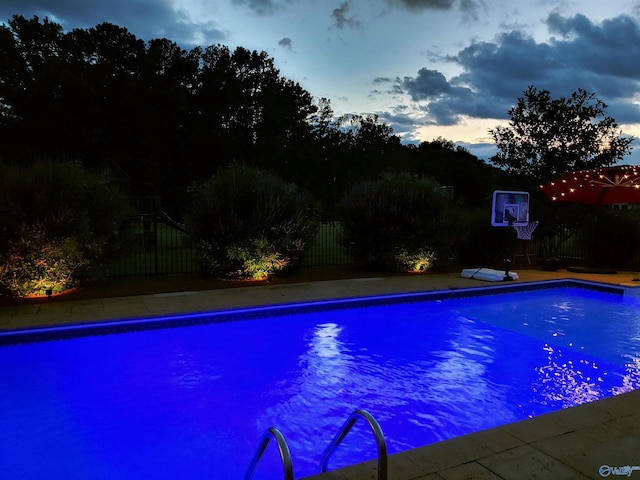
[184, 165, 319, 279]
[0, 159, 131, 297]
[457, 208, 510, 266]
[589, 210, 640, 268]
[338, 172, 461, 271]
[393, 247, 438, 273]
[0, 224, 93, 296]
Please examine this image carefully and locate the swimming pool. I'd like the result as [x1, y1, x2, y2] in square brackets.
[1, 281, 639, 479]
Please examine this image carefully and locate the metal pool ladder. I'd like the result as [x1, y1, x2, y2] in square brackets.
[244, 409, 387, 480]
[244, 427, 294, 480]
[321, 409, 388, 480]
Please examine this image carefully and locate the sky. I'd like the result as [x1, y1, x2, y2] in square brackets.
[3, 0, 640, 163]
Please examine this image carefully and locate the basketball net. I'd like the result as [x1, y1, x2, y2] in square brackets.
[514, 220, 539, 240]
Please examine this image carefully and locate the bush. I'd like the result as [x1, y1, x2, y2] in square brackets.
[0, 159, 131, 297]
[184, 165, 319, 279]
[338, 172, 461, 271]
[0, 224, 93, 297]
[457, 208, 511, 266]
[590, 210, 640, 268]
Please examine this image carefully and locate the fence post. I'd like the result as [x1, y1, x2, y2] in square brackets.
[153, 214, 159, 275]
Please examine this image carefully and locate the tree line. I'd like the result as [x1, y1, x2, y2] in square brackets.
[0, 15, 499, 216]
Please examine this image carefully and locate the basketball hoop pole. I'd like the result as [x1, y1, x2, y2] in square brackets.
[504, 219, 514, 281]
[503, 257, 513, 281]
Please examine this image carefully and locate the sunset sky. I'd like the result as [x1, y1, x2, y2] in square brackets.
[3, 0, 640, 162]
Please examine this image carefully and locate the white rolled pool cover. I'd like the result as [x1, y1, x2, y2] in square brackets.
[461, 267, 519, 282]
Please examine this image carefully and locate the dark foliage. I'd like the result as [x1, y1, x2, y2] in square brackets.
[457, 208, 513, 267]
[184, 165, 319, 279]
[0, 159, 131, 295]
[338, 172, 463, 271]
[589, 210, 640, 268]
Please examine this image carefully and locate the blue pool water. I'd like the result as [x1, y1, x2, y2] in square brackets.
[1, 284, 640, 479]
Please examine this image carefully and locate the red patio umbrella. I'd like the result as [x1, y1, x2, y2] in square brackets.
[540, 165, 640, 205]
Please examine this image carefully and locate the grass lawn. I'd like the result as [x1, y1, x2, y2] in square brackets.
[303, 221, 352, 266]
[100, 220, 201, 276]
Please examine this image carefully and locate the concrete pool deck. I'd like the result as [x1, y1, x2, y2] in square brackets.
[1, 269, 640, 479]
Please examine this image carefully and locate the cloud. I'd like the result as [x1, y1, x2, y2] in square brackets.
[1, 0, 167, 27]
[375, 110, 430, 143]
[403, 68, 451, 100]
[0, 0, 225, 46]
[545, 13, 640, 79]
[398, 68, 507, 124]
[377, 110, 422, 129]
[451, 30, 559, 100]
[427, 89, 509, 124]
[459, 142, 498, 161]
[393, 13, 640, 127]
[231, 0, 287, 15]
[331, 1, 360, 30]
[385, 0, 477, 11]
[387, 0, 455, 9]
[278, 36, 293, 50]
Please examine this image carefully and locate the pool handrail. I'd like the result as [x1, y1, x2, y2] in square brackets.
[320, 409, 387, 480]
[244, 427, 294, 480]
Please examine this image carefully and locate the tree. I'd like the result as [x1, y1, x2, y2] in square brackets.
[0, 15, 67, 155]
[490, 86, 632, 183]
[413, 138, 500, 205]
[336, 113, 402, 185]
[190, 44, 316, 173]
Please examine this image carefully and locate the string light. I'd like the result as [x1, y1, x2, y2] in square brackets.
[541, 165, 640, 204]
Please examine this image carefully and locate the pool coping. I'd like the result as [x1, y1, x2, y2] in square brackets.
[2, 271, 638, 333]
[301, 388, 640, 480]
[0, 278, 629, 345]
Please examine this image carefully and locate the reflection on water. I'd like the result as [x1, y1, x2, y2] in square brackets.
[307, 322, 351, 386]
[311, 323, 343, 358]
[613, 358, 640, 395]
[534, 343, 605, 408]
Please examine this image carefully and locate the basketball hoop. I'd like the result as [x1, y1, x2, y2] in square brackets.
[514, 221, 539, 240]
[490, 190, 533, 270]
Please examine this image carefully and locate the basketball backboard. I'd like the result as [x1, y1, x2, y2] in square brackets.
[491, 190, 530, 227]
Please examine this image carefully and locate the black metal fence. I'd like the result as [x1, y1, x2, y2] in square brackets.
[95, 214, 198, 277]
[98, 215, 594, 279]
[98, 219, 353, 278]
[528, 227, 587, 262]
[302, 221, 353, 267]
